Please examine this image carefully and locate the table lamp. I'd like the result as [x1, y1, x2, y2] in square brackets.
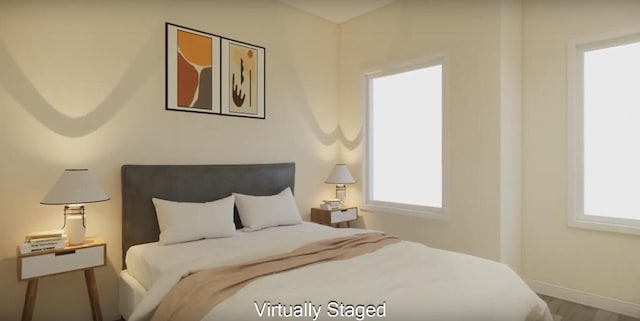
[41, 169, 109, 245]
[325, 164, 355, 201]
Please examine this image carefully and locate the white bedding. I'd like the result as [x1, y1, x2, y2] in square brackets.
[125, 223, 337, 290]
[126, 223, 552, 321]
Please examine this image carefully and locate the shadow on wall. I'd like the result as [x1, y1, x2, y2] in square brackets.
[273, 54, 362, 150]
[296, 90, 363, 150]
[0, 35, 160, 138]
[289, 0, 412, 152]
[301, 96, 363, 151]
[0, 17, 360, 148]
[272, 7, 362, 151]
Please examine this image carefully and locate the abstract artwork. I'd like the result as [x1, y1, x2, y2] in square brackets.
[177, 30, 211, 108]
[166, 23, 265, 119]
[166, 23, 221, 114]
[221, 39, 265, 118]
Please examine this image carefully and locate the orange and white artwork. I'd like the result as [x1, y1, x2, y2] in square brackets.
[166, 23, 220, 114]
[177, 30, 212, 109]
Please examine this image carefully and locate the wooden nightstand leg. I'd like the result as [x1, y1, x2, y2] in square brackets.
[22, 279, 38, 321]
[84, 269, 103, 321]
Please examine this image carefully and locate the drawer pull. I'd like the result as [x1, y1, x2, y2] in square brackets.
[55, 250, 76, 256]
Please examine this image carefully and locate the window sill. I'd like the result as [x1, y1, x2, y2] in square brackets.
[361, 204, 449, 221]
[568, 216, 640, 236]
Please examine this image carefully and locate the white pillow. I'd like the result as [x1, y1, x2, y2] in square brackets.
[152, 195, 236, 245]
[234, 187, 303, 231]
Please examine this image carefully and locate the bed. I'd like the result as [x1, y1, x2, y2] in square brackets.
[119, 162, 553, 321]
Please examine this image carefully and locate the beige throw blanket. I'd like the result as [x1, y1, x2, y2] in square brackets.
[150, 232, 400, 321]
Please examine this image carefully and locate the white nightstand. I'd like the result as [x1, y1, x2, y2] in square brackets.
[16, 236, 106, 321]
[310, 206, 358, 228]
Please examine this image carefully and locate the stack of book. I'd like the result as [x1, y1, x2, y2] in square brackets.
[320, 199, 343, 210]
[20, 230, 67, 254]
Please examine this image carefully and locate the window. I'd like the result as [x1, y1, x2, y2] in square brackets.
[363, 55, 448, 219]
[569, 31, 640, 234]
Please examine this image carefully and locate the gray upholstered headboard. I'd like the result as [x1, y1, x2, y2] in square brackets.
[121, 162, 295, 268]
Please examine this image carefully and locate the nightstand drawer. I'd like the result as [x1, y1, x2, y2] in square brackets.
[311, 206, 358, 227]
[331, 208, 357, 223]
[19, 245, 105, 280]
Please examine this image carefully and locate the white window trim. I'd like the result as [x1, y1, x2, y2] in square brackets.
[568, 28, 640, 235]
[361, 52, 450, 220]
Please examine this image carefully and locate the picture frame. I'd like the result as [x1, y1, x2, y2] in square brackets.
[165, 23, 266, 119]
[221, 38, 266, 119]
[166, 23, 221, 114]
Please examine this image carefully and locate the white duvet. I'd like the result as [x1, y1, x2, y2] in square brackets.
[127, 223, 552, 321]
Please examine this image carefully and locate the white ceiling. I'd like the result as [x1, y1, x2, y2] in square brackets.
[277, 0, 397, 23]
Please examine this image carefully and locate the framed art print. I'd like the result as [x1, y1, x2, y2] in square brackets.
[166, 23, 221, 114]
[221, 38, 265, 119]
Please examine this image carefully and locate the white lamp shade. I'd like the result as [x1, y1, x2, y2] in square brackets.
[41, 169, 109, 205]
[325, 164, 355, 184]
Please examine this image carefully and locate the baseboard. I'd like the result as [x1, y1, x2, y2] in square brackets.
[527, 279, 640, 318]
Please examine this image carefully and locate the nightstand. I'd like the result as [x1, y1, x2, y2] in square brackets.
[17, 236, 106, 321]
[310, 206, 358, 228]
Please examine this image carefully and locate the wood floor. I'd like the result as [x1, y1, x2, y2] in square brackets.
[539, 295, 640, 321]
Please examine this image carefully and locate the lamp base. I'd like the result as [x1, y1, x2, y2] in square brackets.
[335, 184, 347, 202]
[65, 214, 86, 245]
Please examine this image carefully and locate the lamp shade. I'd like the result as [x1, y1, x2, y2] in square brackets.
[325, 164, 355, 184]
[41, 169, 109, 205]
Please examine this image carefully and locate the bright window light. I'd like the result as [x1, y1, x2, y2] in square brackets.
[583, 41, 640, 220]
[368, 64, 443, 210]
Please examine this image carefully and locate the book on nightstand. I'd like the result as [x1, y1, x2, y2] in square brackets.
[320, 199, 343, 210]
[25, 229, 64, 240]
[20, 230, 67, 254]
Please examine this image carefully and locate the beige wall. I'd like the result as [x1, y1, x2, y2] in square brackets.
[522, 0, 640, 305]
[341, 0, 640, 310]
[339, 0, 522, 265]
[0, 1, 340, 320]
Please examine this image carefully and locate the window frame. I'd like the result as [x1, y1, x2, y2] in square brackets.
[362, 53, 450, 220]
[568, 29, 640, 234]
